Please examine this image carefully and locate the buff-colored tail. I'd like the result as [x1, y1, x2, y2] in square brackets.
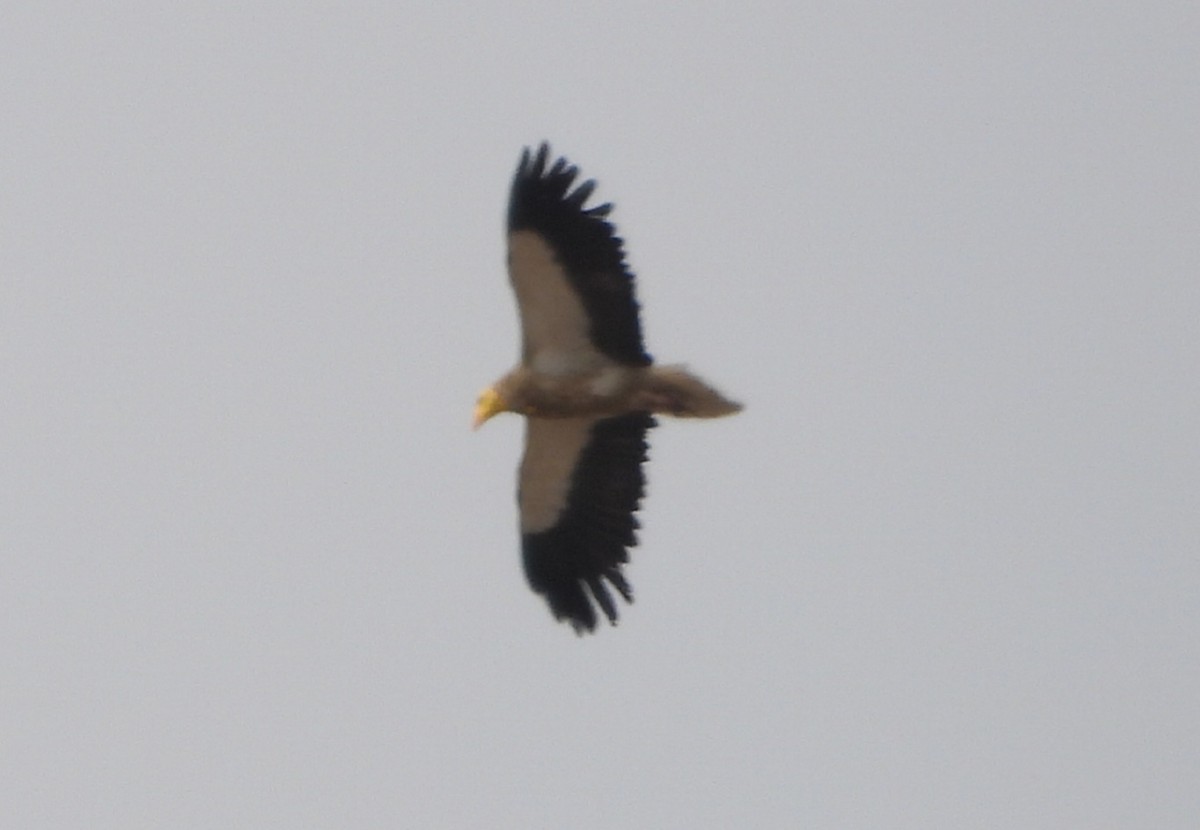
[642, 365, 743, 418]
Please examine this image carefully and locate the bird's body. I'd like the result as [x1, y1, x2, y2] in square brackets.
[485, 363, 741, 421]
[475, 143, 741, 633]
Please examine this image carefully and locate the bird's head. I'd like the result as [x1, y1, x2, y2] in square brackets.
[472, 386, 508, 429]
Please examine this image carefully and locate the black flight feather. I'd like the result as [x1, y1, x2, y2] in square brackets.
[508, 143, 652, 367]
[521, 413, 655, 633]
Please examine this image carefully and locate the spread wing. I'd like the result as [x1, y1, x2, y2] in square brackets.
[518, 413, 655, 632]
[507, 143, 652, 372]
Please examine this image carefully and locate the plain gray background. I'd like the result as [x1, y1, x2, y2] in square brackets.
[3, 3, 1197, 827]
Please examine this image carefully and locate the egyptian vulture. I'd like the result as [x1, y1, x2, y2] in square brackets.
[474, 143, 742, 633]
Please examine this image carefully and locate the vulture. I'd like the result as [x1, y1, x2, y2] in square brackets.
[474, 143, 742, 633]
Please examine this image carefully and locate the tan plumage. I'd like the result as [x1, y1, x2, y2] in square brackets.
[475, 143, 741, 633]
[483, 363, 741, 422]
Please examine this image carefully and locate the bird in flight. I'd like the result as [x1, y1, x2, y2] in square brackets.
[474, 143, 742, 633]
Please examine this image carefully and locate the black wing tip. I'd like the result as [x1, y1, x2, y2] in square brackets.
[517, 141, 553, 177]
[509, 141, 590, 229]
[522, 526, 638, 634]
[511, 141, 610, 219]
[522, 558, 634, 634]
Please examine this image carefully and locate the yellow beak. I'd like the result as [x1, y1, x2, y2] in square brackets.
[472, 387, 504, 430]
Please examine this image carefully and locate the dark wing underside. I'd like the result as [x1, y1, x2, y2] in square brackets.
[508, 143, 651, 367]
[521, 412, 655, 632]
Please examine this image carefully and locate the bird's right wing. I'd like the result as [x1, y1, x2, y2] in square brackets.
[518, 412, 655, 633]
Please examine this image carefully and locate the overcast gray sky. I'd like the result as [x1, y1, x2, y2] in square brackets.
[3, 2, 1198, 827]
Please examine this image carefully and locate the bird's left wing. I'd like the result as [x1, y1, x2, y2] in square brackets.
[507, 143, 651, 372]
[518, 413, 655, 632]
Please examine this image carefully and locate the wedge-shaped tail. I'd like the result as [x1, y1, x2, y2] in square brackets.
[639, 365, 744, 418]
